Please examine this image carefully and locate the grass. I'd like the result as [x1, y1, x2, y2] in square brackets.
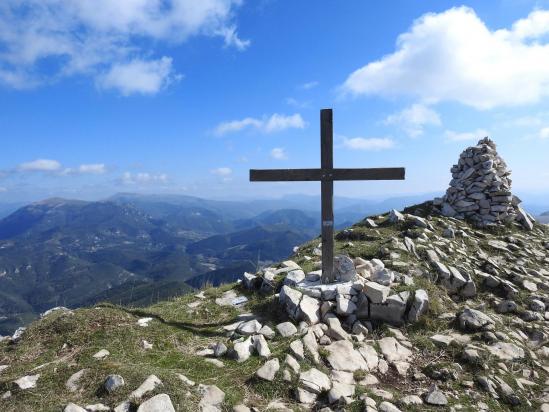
[0, 287, 306, 412]
[1, 206, 547, 412]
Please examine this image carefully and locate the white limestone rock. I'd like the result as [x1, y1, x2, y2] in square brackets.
[255, 358, 280, 381]
[233, 336, 254, 363]
[14, 374, 40, 390]
[198, 384, 225, 409]
[137, 394, 176, 412]
[130, 374, 162, 400]
[325, 340, 368, 372]
[276, 322, 298, 338]
[364, 281, 390, 304]
[378, 337, 412, 363]
[299, 368, 331, 394]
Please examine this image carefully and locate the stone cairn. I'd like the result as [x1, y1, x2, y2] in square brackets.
[243, 255, 429, 333]
[433, 137, 534, 230]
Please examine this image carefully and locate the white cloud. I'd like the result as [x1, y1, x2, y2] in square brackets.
[342, 137, 395, 151]
[299, 81, 319, 90]
[445, 128, 490, 141]
[121, 172, 168, 185]
[18, 159, 62, 172]
[216, 25, 251, 51]
[210, 167, 233, 176]
[215, 113, 306, 135]
[270, 148, 287, 160]
[385, 103, 441, 137]
[341, 7, 549, 109]
[0, 0, 247, 91]
[98, 57, 180, 95]
[215, 117, 264, 135]
[264, 114, 306, 133]
[540, 127, 549, 139]
[63, 163, 107, 175]
[0, 187, 7, 193]
[77, 163, 107, 174]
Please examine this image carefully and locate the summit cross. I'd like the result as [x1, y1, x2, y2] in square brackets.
[250, 109, 405, 283]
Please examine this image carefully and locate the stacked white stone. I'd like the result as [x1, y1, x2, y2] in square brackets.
[435, 137, 533, 229]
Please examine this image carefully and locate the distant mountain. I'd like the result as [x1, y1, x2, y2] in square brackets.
[186, 224, 312, 264]
[0, 198, 327, 334]
[542, 211, 549, 216]
[233, 209, 318, 233]
[0, 199, 199, 334]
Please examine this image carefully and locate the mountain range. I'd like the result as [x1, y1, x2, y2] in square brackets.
[0, 192, 547, 335]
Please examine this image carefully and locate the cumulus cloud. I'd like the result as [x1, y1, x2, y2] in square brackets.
[0, 0, 247, 92]
[121, 172, 168, 185]
[445, 129, 490, 142]
[341, 137, 395, 151]
[385, 103, 441, 137]
[16, 159, 109, 176]
[18, 159, 62, 172]
[63, 163, 107, 175]
[215, 113, 306, 135]
[210, 167, 233, 176]
[98, 57, 181, 95]
[270, 148, 287, 160]
[341, 7, 549, 109]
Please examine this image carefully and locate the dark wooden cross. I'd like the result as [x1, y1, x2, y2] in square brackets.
[250, 109, 405, 283]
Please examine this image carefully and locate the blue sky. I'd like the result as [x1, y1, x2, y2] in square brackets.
[1, 0, 549, 203]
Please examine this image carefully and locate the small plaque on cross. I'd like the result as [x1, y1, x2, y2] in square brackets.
[250, 109, 405, 283]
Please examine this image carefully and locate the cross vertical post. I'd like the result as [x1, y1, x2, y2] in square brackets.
[320, 109, 334, 283]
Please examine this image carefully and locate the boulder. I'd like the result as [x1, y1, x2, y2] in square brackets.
[325, 340, 368, 372]
[14, 374, 39, 390]
[279, 286, 302, 319]
[370, 292, 410, 326]
[137, 394, 176, 412]
[424, 384, 448, 406]
[334, 255, 357, 282]
[336, 295, 357, 316]
[378, 337, 412, 363]
[198, 384, 225, 409]
[457, 308, 494, 332]
[407, 289, 429, 323]
[297, 295, 321, 324]
[388, 209, 405, 223]
[252, 334, 271, 358]
[299, 368, 331, 394]
[103, 375, 124, 393]
[255, 358, 279, 381]
[129, 375, 162, 400]
[233, 337, 254, 362]
[66, 369, 87, 392]
[364, 282, 390, 304]
[276, 322, 298, 338]
[237, 320, 262, 336]
[284, 270, 305, 286]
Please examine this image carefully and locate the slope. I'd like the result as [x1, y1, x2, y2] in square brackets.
[0, 203, 547, 411]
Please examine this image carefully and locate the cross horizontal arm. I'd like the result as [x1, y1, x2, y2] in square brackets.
[332, 167, 405, 181]
[250, 167, 405, 182]
[250, 169, 322, 181]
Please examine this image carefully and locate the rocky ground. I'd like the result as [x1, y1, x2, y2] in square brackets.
[0, 203, 547, 411]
